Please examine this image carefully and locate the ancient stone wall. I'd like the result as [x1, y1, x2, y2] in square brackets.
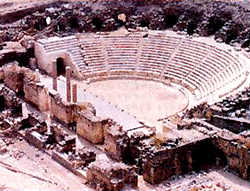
[104, 120, 130, 161]
[23, 71, 49, 112]
[50, 90, 74, 125]
[210, 115, 250, 134]
[87, 157, 138, 191]
[34, 45, 81, 79]
[1, 63, 49, 112]
[142, 137, 225, 184]
[3, 63, 24, 94]
[76, 109, 106, 144]
[213, 136, 250, 180]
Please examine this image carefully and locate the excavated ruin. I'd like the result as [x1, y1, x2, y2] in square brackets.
[1, 0, 250, 191]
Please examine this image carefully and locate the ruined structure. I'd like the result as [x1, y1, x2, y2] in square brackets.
[87, 157, 138, 191]
[1, 0, 250, 191]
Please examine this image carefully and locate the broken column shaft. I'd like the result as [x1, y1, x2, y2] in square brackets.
[72, 83, 77, 103]
[52, 61, 57, 91]
[35, 69, 40, 82]
[66, 66, 71, 102]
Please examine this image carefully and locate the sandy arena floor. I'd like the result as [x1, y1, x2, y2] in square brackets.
[86, 79, 188, 126]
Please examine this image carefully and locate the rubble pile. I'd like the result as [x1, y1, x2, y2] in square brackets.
[0, 85, 23, 130]
[183, 87, 250, 135]
[211, 87, 250, 118]
[0, 63, 100, 181]
[104, 120, 130, 162]
[87, 157, 137, 191]
[0, 0, 250, 48]
[52, 140, 97, 177]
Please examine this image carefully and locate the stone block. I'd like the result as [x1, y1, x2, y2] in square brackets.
[76, 110, 104, 144]
[87, 158, 137, 191]
[50, 91, 74, 124]
[3, 64, 24, 94]
[104, 121, 129, 161]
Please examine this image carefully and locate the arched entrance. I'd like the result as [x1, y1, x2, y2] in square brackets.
[56, 57, 66, 76]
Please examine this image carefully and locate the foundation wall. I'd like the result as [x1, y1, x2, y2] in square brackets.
[3, 64, 24, 94]
[210, 115, 250, 134]
[104, 123, 130, 161]
[87, 159, 138, 191]
[24, 82, 49, 112]
[213, 137, 250, 180]
[76, 111, 104, 144]
[51, 151, 85, 178]
[142, 138, 222, 184]
[50, 92, 74, 124]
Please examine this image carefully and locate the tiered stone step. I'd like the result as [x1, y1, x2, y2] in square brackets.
[39, 36, 83, 69]
[79, 36, 107, 76]
[102, 34, 141, 72]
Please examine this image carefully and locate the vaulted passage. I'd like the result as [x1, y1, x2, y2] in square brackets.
[191, 140, 227, 171]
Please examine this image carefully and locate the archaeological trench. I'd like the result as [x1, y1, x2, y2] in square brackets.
[1, 0, 250, 191]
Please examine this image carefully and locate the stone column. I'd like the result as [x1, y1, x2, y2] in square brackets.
[22, 103, 28, 118]
[66, 66, 71, 102]
[72, 83, 77, 103]
[35, 69, 40, 82]
[52, 61, 57, 91]
[46, 112, 51, 134]
[53, 78, 57, 91]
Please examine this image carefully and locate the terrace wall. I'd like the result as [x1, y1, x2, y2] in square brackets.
[212, 136, 250, 180]
[76, 110, 106, 144]
[142, 137, 226, 184]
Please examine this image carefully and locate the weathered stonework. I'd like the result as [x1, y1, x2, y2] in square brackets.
[141, 136, 227, 184]
[3, 63, 24, 94]
[104, 120, 130, 161]
[76, 109, 106, 144]
[1, 1, 250, 187]
[23, 75, 49, 112]
[212, 134, 250, 180]
[50, 90, 74, 125]
[0, 67, 4, 82]
[87, 158, 138, 191]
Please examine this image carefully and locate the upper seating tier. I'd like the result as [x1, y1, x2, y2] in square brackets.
[37, 31, 247, 102]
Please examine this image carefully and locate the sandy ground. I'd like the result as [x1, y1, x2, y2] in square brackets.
[138, 169, 250, 191]
[0, 140, 93, 191]
[86, 80, 188, 126]
[1, 136, 250, 191]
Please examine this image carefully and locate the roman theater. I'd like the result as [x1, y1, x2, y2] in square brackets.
[1, 0, 250, 191]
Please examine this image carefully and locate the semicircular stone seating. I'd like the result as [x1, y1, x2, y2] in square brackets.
[77, 31, 247, 104]
[43, 31, 246, 105]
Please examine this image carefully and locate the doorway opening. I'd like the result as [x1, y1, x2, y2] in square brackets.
[56, 57, 66, 76]
[0, 96, 5, 111]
